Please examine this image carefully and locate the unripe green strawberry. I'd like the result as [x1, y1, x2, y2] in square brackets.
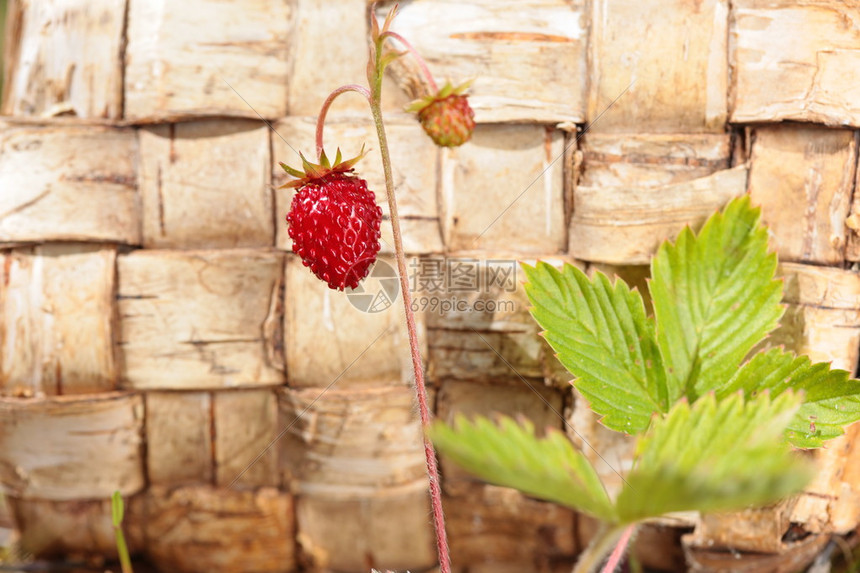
[281, 147, 382, 291]
[407, 81, 475, 148]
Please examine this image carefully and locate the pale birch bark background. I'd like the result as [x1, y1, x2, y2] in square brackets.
[0, 1, 859, 572]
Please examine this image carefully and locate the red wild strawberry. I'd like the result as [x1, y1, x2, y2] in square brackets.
[281, 147, 382, 291]
[407, 81, 475, 148]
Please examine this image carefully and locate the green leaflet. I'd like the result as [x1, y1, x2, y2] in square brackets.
[616, 392, 812, 523]
[430, 397, 812, 527]
[716, 348, 860, 448]
[523, 197, 860, 447]
[523, 262, 668, 434]
[431, 196, 859, 537]
[650, 196, 784, 400]
[429, 415, 616, 522]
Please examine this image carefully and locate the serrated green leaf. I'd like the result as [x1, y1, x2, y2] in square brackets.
[615, 392, 812, 523]
[429, 414, 616, 521]
[716, 348, 860, 448]
[523, 262, 668, 434]
[651, 196, 784, 400]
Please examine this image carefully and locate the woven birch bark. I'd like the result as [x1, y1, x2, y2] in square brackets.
[0, 245, 117, 396]
[117, 249, 285, 390]
[144, 485, 295, 573]
[0, 392, 144, 500]
[776, 263, 860, 534]
[731, 0, 860, 127]
[436, 379, 565, 494]
[684, 513, 832, 572]
[380, 0, 588, 124]
[446, 484, 578, 573]
[425, 254, 573, 384]
[145, 391, 214, 486]
[0, 124, 139, 244]
[569, 133, 742, 263]
[0, 0, 858, 570]
[138, 119, 273, 249]
[1, 0, 125, 119]
[579, 515, 688, 573]
[588, 0, 729, 132]
[439, 125, 566, 253]
[295, 482, 436, 573]
[7, 493, 144, 558]
[124, 0, 293, 122]
[747, 125, 856, 265]
[284, 253, 425, 388]
[288, 0, 369, 116]
[848, 157, 860, 261]
[279, 386, 426, 493]
[145, 389, 279, 489]
[570, 166, 748, 264]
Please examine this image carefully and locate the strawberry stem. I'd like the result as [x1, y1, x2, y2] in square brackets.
[315, 84, 371, 158]
[572, 524, 636, 573]
[365, 8, 451, 573]
[600, 524, 636, 573]
[379, 30, 439, 92]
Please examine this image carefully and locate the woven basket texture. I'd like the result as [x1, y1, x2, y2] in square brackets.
[1, 1, 860, 572]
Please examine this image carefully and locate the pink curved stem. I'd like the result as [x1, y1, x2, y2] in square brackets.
[369, 85, 452, 573]
[601, 524, 636, 573]
[380, 31, 438, 92]
[315, 84, 372, 158]
[368, 23, 451, 573]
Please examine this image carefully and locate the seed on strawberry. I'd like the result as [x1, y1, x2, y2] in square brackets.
[407, 81, 475, 148]
[281, 147, 382, 291]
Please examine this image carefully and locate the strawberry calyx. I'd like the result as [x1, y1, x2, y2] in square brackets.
[279, 145, 369, 189]
[405, 80, 474, 115]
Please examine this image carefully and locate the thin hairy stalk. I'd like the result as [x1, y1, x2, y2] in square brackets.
[315, 84, 372, 157]
[367, 28, 452, 573]
[573, 524, 628, 573]
[380, 30, 438, 92]
[601, 524, 636, 573]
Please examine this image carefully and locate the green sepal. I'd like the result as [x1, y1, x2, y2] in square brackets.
[405, 79, 474, 113]
[319, 148, 331, 170]
[370, 2, 398, 42]
[379, 48, 406, 69]
[279, 145, 369, 189]
[380, 3, 398, 36]
[279, 162, 304, 179]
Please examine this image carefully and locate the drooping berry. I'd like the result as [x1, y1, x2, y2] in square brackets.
[281, 147, 382, 291]
[407, 81, 475, 148]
